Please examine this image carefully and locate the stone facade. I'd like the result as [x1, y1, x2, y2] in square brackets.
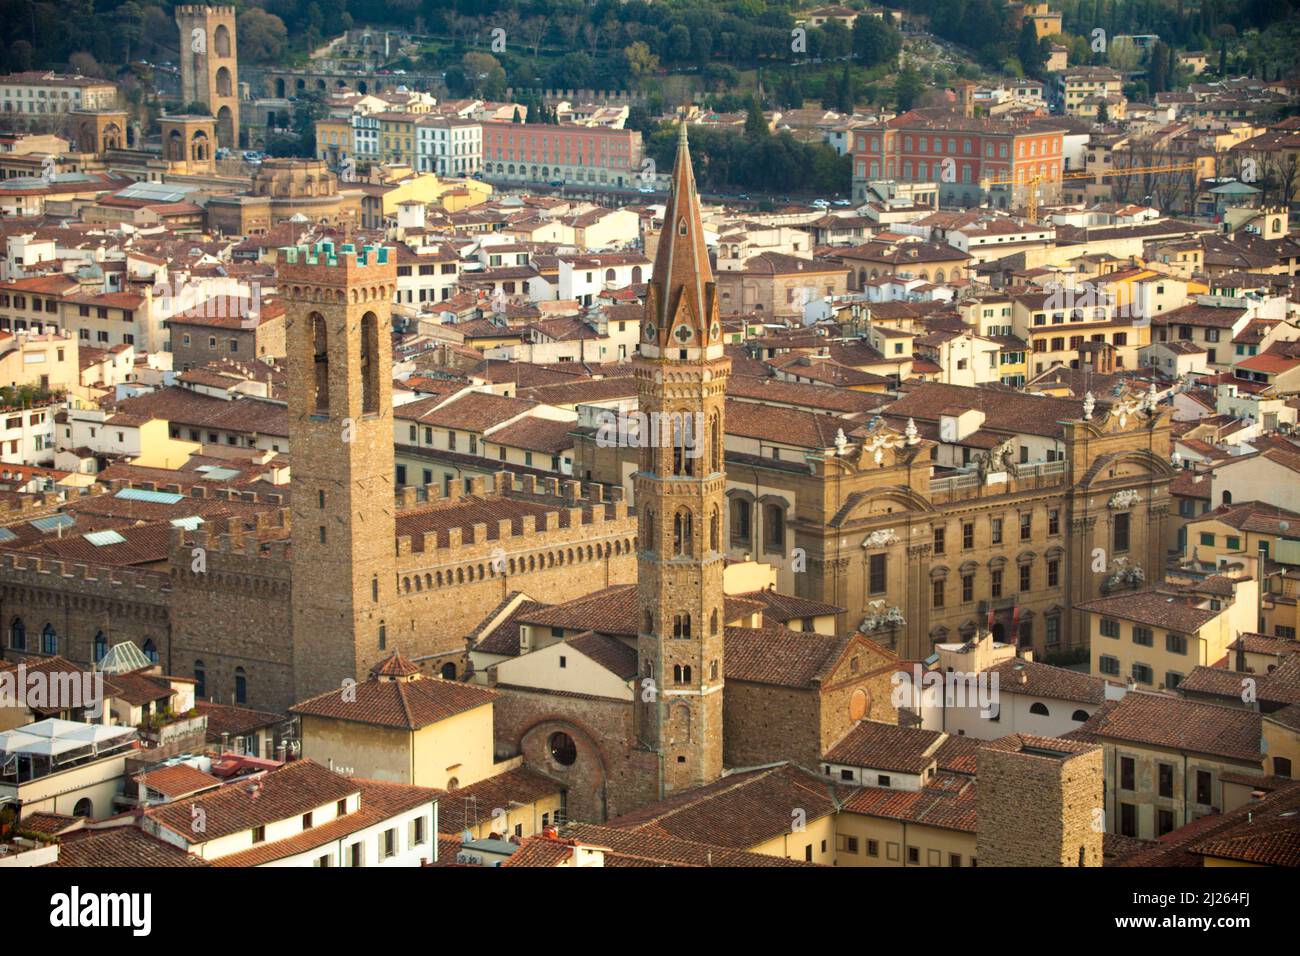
[575, 389, 1175, 662]
[976, 734, 1103, 866]
[175, 4, 240, 148]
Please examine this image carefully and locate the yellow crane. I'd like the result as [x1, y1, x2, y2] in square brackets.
[982, 160, 1200, 222]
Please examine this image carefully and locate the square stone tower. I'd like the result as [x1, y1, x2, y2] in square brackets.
[634, 123, 730, 797]
[976, 734, 1104, 867]
[175, 4, 240, 149]
[279, 241, 397, 703]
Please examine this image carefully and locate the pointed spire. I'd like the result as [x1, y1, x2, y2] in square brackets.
[644, 120, 719, 356]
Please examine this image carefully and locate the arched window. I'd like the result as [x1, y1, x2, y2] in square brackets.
[9, 617, 25, 651]
[673, 664, 683, 683]
[441, 663, 457, 680]
[41, 623, 57, 655]
[234, 667, 247, 705]
[142, 639, 158, 664]
[310, 312, 330, 413]
[73, 798, 94, 818]
[682, 665, 692, 683]
[1072, 709, 1089, 722]
[763, 503, 785, 554]
[93, 631, 107, 663]
[709, 505, 719, 552]
[710, 660, 718, 680]
[710, 412, 722, 472]
[730, 498, 751, 546]
[1222, 490, 1232, 505]
[360, 311, 380, 414]
[673, 614, 691, 639]
[710, 608, 719, 635]
[194, 660, 206, 699]
[1029, 702, 1050, 716]
[673, 509, 693, 557]
[378, 621, 387, 650]
[214, 23, 232, 57]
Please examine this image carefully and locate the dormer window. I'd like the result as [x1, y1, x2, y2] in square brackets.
[678, 219, 688, 236]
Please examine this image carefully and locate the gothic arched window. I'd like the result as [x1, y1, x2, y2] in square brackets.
[309, 312, 329, 414]
[673, 509, 693, 557]
[360, 311, 380, 414]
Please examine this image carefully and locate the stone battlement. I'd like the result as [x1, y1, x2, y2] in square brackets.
[172, 508, 292, 562]
[0, 551, 172, 597]
[394, 470, 632, 563]
[175, 5, 236, 18]
[277, 241, 395, 289]
[103, 477, 286, 507]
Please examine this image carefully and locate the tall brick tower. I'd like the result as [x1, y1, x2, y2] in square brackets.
[280, 241, 398, 703]
[175, 4, 240, 149]
[634, 124, 730, 796]
[976, 735, 1104, 866]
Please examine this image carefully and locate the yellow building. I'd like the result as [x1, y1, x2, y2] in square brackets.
[1079, 572, 1258, 691]
[434, 765, 567, 841]
[375, 111, 419, 167]
[290, 651, 499, 790]
[1262, 706, 1300, 780]
[1072, 692, 1265, 840]
[315, 117, 353, 169]
[380, 171, 491, 217]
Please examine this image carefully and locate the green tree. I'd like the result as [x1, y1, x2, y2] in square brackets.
[852, 16, 901, 67]
[744, 99, 768, 138]
[238, 8, 289, 64]
[893, 66, 924, 111]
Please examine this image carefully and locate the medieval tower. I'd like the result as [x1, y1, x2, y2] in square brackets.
[175, 4, 240, 149]
[976, 735, 1104, 866]
[634, 125, 730, 796]
[281, 241, 398, 703]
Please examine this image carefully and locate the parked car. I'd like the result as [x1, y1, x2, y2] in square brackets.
[637, 185, 655, 194]
[812, 198, 830, 208]
[832, 199, 852, 206]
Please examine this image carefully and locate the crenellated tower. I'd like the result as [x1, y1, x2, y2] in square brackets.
[175, 5, 240, 148]
[280, 241, 397, 703]
[634, 124, 730, 796]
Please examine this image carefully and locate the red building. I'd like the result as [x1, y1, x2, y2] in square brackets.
[851, 108, 1067, 209]
[482, 122, 643, 190]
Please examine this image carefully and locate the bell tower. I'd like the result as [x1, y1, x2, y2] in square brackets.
[635, 124, 729, 796]
[280, 241, 398, 703]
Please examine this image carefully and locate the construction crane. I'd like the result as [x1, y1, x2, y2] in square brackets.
[981, 161, 1200, 222]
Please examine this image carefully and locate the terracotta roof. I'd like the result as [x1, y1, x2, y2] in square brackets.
[838, 772, 977, 833]
[1075, 587, 1220, 633]
[733, 589, 845, 623]
[566, 630, 638, 679]
[146, 760, 358, 844]
[824, 720, 944, 772]
[139, 763, 222, 799]
[724, 625, 849, 688]
[472, 597, 550, 657]
[196, 700, 286, 742]
[209, 777, 439, 867]
[561, 822, 815, 867]
[987, 658, 1106, 704]
[289, 674, 497, 730]
[50, 826, 210, 867]
[1114, 780, 1300, 867]
[1066, 694, 1262, 763]
[607, 763, 846, 849]
[436, 766, 564, 834]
